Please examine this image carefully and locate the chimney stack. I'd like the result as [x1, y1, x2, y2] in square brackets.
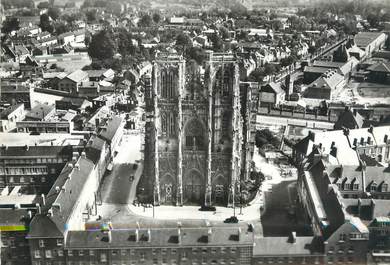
[288, 231, 297, 243]
[207, 228, 212, 243]
[41, 194, 46, 206]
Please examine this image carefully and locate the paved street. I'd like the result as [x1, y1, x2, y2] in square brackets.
[99, 133, 143, 204]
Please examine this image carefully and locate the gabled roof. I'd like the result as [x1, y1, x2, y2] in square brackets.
[367, 62, 390, 73]
[334, 108, 365, 130]
[66, 70, 88, 83]
[261, 82, 284, 94]
[98, 116, 123, 143]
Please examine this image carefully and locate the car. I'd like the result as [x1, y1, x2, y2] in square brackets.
[224, 216, 239, 223]
[30, 131, 40, 135]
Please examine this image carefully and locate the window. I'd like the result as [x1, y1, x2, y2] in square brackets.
[58, 250, 63, 257]
[30, 177, 35, 183]
[39, 240, 45, 248]
[171, 249, 177, 255]
[121, 249, 126, 256]
[68, 250, 73, 256]
[230, 247, 237, 254]
[20, 176, 25, 183]
[161, 248, 167, 255]
[112, 250, 117, 256]
[9, 177, 14, 183]
[57, 239, 63, 246]
[46, 250, 52, 258]
[89, 250, 94, 256]
[382, 184, 388, 192]
[100, 253, 107, 262]
[34, 250, 41, 258]
[339, 233, 346, 242]
[79, 250, 84, 256]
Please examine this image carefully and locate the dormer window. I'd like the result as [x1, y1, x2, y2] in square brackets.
[353, 184, 359, 190]
[382, 183, 388, 192]
[370, 182, 377, 192]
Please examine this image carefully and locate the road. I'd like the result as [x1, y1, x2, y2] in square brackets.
[99, 133, 143, 204]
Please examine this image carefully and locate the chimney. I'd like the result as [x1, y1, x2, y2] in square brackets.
[384, 135, 388, 144]
[370, 199, 376, 220]
[207, 227, 213, 243]
[48, 208, 53, 217]
[135, 229, 139, 242]
[357, 198, 362, 217]
[367, 136, 371, 145]
[237, 227, 241, 241]
[28, 210, 32, 219]
[330, 146, 337, 158]
[288, 231, 297, 243]
[36, 203, 41, 214]
[107, 230, 112, 243]
[361, 161, 367, 194]
[41, 194, 46, 206]
[25, 145, 29, 151]
[368, 125, 373, 134]
[353, 138, 358, 147]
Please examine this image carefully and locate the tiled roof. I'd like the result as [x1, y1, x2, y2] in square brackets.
[0, 104, 23, 119]
[0, 145, 72, 158]
[66, 227, 253, 248]
[253, 236, 322, 256]
[66, 70, 88, 83]
[367, 62, 390, 73]
[26, 104, 54, 120]
[355, 32, 385, 48]
[334, 108, 365, 130]
[98, 116, 123, 143]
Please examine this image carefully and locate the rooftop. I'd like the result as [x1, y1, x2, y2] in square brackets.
[66, 226, 253, 249]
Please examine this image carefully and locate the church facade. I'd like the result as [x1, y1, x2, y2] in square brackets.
[141, 52, 258, 206]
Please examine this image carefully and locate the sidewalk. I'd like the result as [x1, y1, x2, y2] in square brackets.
[127, 193, 262, 222]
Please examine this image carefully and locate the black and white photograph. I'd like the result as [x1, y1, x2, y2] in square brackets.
[1, 0, 390, 264]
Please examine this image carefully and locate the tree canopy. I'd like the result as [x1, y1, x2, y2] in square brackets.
[88, 30, 116, 60]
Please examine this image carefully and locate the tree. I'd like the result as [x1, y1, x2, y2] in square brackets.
[263, 63, 277, 76]
[48, 7, 60, 20]
[176, 33, 192, 48]
[187, 47, 206, 65]
[86, 10, 97, 22]
[2, 17, 20, 33]
[37, 1, 49, 9]
[367, 13, 379, 28]
[55, 23, 69, 35]
[138, 14, 152, 27]
[152, 13, 161, 24]
[209, 33, 223, 51]
[248, 68, 265, 83]
[88, 30, 116, 60]
[219, 26, 229, 40]
[39, 14, 54, 33]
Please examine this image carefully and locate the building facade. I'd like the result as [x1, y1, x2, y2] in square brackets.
[141, 52, 256, 206]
